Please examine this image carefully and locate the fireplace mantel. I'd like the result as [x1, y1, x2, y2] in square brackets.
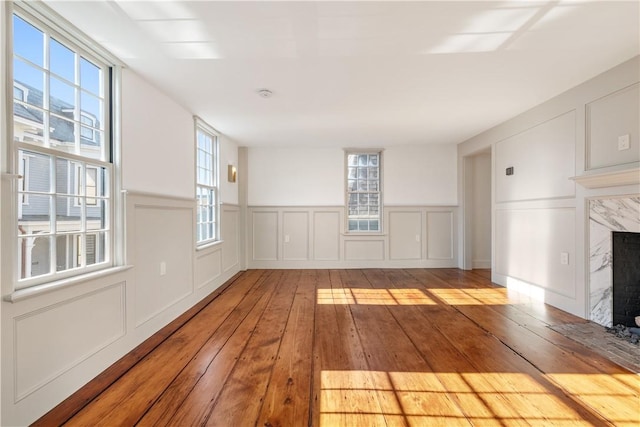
[571, 167, 640, 189]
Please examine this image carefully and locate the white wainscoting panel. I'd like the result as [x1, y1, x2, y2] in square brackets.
[222, 205, 240, 271]
[133, 205, 194, 327]
[283, 211, 309, 261]
[345, 240, 385, 261]
[313, 211, 340, 261]
[495, 207, 576, 298]
[389, 211, 422, 260]
[252, 211, 279, 261]
[195, 249, 222, 289]
[14, 282, 125, 400]
[587, 83, 640, 170]
[427, 211, 454, 260]
[249, 206, 457, 268]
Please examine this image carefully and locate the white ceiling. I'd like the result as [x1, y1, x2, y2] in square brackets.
[45, 1, 640, 148]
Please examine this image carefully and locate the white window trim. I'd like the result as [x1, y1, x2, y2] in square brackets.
[194, 116, 220, 246]
[344, 149, 384, 234]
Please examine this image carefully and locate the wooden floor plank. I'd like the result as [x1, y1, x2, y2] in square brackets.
[63, 269, 267, 427]
[136, 270, 278, 426]
[204, 270, 300, 426]
[43, 269, 638, 427]
[345, 269, 471, 427]
[257, 270, 317, 427]
[161, 271, 283, 426]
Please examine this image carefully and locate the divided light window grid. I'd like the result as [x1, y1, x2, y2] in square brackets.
[346, 152, 381, 232]
[12, 12, 112, 288]
[196, 125, 219, 244]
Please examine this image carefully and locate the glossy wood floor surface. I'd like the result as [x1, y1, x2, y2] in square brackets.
[36, 269, 639, 426]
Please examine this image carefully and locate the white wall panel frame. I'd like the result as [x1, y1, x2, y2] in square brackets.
[13, 282, 126, 401]
[221, 204, 240, 272]
[586, 82, 640, 171]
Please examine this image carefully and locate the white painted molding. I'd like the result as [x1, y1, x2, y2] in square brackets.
[570, 167, 640, 189]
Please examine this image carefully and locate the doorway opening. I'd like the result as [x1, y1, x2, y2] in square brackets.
[462, 148, 492, 270]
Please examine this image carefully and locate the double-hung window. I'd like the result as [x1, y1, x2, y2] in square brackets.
[11, 8, 115, 287]
[195, 119, 219, 245]
[346, 151, 382, 232]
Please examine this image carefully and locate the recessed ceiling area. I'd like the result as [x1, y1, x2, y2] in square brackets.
[45, 1, 639, 148]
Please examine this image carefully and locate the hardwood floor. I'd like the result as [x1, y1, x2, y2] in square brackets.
[35, 269, 639, 426]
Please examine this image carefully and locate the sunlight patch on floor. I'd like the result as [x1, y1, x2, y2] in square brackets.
[319, 370, 636, 426]
[317, 288, 436, 305]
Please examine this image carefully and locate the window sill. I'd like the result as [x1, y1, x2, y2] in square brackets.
[196, 239, 224, 252]
[342, 233, 388, 237]
[4, 265, 133, 303]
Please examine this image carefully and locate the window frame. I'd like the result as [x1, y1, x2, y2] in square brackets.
[194, 117, 220, 247]
[7, 3, 123, 291]
[344, 149, 384, 234]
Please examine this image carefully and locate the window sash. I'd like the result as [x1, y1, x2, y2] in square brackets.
[195, 121, 219, 245]
[11, 7, 114, 289]
[346, 151, 382, 232]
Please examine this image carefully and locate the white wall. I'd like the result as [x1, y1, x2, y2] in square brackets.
[248, 147, 344, 206]
[458, 55, 640, 317]
[121, 70, 195, 199]
[384, 144, 458, 206]
[248, 144, 458, 207]
[1, 70, 241, 426]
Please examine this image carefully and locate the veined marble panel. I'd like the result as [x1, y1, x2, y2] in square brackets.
[589, 196, 640, 327]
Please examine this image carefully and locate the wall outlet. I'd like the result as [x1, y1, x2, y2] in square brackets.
[618, 134, 630, 151]
[284, 234, 290, 243]
[560, 252, 569, 265]
[415, 234, 420, 242]
[160, 261, 167, 276]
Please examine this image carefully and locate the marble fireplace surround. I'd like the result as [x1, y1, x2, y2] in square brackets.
[589, 196, 640, 327]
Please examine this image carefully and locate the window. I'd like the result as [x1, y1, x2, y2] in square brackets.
[346, 151, 382, 232]
[195, 119, 219, 245]
[12, 10, 113, 287]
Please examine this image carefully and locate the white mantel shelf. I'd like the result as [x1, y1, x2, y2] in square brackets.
[570, 167, 640, 189]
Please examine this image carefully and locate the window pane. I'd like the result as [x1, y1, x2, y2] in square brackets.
[80, 57, 101, 96]
[358, 155, 368, 166]
[50, 38, 75, 82]
[50, 115, 76, 146]
[19, 194, 51, 225]
[13, 15, 44, 66]
[87, 200, 106, 231]
[56, 196, 82, 232]
[22, 151, 51, 192]
[14, 105, 44, 143]
[86, 232, 106, 265]
[20, 235, 51, 279]
[56, 234, 81, 271]
[348, 154, 358, 166]
[14, 59, 44, 108]
[50, 76, 76, 117]
[81, 92, 101, 127]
